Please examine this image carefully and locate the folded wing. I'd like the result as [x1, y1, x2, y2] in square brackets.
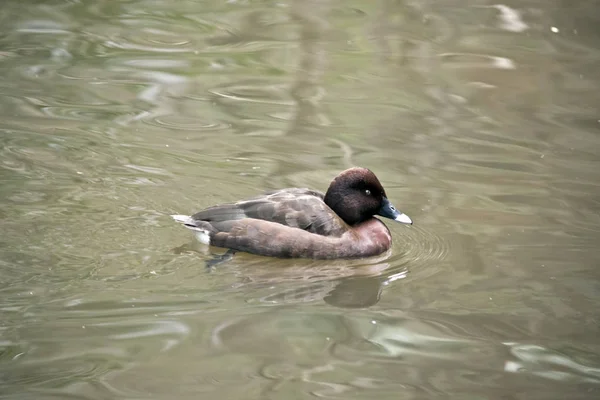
[190, 188, 347, 237]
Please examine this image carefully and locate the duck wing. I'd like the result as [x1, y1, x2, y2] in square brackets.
[190, 188, 347, 237]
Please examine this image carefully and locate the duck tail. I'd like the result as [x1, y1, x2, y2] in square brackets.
[171, 214, 195, 225]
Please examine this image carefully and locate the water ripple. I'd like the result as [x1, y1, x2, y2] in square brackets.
[504, 342, 600, 384]
[392, 224, 451, 266]
[146, 115, 230, 132]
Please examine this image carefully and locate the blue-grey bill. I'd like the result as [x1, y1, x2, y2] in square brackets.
[378, 197, 413, 225]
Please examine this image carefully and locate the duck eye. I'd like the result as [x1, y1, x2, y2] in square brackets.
[365, 189, 371, 196]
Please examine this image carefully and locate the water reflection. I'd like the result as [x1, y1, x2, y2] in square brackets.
[172, 242, 407, 308]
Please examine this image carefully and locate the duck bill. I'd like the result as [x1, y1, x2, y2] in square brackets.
[378, 197, 413, 225]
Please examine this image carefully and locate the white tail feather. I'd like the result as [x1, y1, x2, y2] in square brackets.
[170, 214, 211, 244]
[171, 214, 194, 225]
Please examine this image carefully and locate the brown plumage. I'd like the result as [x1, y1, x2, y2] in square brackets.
[171, 167, 412, 259]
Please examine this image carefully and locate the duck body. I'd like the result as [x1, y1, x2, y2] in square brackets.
[171, 168, 412, 259]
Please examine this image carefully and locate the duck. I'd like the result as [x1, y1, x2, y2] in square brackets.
[171, 167, 412, 259]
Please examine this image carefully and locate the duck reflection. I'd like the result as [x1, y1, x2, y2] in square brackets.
[172, 242, 408, 308]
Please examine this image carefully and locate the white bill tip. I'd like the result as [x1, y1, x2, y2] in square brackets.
[395, 213, 413, 225]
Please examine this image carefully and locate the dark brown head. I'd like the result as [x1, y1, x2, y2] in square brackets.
[323, 167, 413, 226]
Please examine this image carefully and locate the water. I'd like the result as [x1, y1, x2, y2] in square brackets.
[1, 0, 599, 398]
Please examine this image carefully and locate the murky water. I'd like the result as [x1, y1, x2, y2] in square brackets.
[1, 0, 599, 398]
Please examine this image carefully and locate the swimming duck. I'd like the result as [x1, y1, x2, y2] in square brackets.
[171, 167, 412, 259]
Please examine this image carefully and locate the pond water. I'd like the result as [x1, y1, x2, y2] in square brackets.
[1, 0, 599, 399]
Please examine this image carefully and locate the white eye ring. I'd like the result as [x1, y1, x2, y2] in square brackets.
[365, 189, 371, 196]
